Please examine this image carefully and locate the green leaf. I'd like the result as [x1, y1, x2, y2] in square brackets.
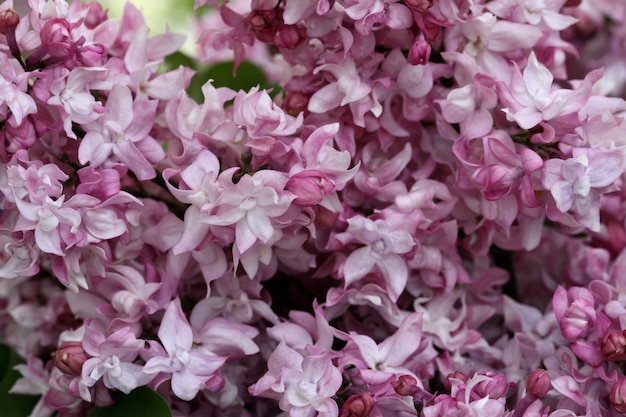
[163, 51, 198, 72]
[0, 344, 40, 417]
[187, 61, 282, 103]
[87, 386, 172, 417]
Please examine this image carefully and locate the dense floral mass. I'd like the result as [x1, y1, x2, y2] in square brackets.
[3, 0, 626, 415]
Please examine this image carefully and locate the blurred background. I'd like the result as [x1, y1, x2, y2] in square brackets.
[90, 0, 197, 38]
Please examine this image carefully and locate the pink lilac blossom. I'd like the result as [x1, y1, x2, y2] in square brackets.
[4, 0, 626, 416]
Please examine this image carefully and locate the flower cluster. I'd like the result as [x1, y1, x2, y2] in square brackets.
[2, 0, 626, 416]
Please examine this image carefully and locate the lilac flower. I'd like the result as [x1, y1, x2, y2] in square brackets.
[142, 299, 228, 401]
[498, 52, 603, 129]
[249, 341, 342, 417]
[78, 84, 164, 180]
[309, 59, 372, 114]
[542, 148, 626, 231]
[79, 323, 153, 402]
[340, 215, 415, 300]
[204, 170, 295, 255]
[0, 54, 36, 126]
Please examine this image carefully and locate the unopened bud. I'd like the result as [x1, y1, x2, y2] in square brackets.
[339, 393, 375, 417]
[405, 0, 434, 12]
[0, 9, 19, 35]
[285, 170, 333, 206]
[247, 9, 280, 43]
[525, 369, 550, 398]
[611, 377, 626, 413]
[601, 330, 626, 362]
[275, 25, 304, 49]
[283, 92, 309, 116]
[52, 341, 87, 376]
[392, 374, 419, 396]
[408, 40, 431, 65]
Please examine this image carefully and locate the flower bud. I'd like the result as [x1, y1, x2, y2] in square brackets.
[525, 369, 550, 398]
[52, 341, 87, 376]
[601, 330, 626, 362]
[275, 25, 304, 49]
[611, 377, 626, 414]
[247, 9, 280, 43]
[392, 374, 418, 396]
[564, 0, 582, 6]
[40, 18, 72, 57]
[339, 393, 375, 417]
[283, 92, 309, 116]
[405, 0, 434, 12]
[0, 8, 19, 35]
[285, 170, 334, 206]
[78, 43, 107, 67]
[408, 40, 431, 65]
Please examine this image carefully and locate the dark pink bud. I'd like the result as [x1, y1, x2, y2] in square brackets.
[275, 25, 304, 49]
[285, 170, 334, 206]
[247, 9, 280, 43]
[611, 377, 626, 414]
[405, 0, 434, 12]
[525, 369, 550, 398]
[392, 375, 418, 396]
[392, 375, 435, 403]
[52, 341, 88, 376]
[601, 330, 626, 362]
[40, 19, 72, 57]
[408, 40, 431, 65]
[78, 43, 107, 66]
[564, 0, 582, 6]
[339, 393, 375, 417]
[283, 92, 309, 116]
[0, 8, 19, 34]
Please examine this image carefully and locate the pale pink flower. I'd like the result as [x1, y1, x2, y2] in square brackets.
[204, 170, 295, 254]
[438, 76, 498, 139]
[0, 232, 39, 279]
[143, 299, 228, 401]
[78, 84, 163, 180]
[0, 54, 37, 126]
[445, 12, 543, 77]
[249, 342, 342, 417]
[309, 59, 372, 114]
[338, 313, 428, 387]
[542, 148, 626, 231]
[487, 0, 578, 31]
[79, 323, 153, 402]
[498, 52, 603, 129]
[232, 87, 303, 139]
[340, 215, 415, 300]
